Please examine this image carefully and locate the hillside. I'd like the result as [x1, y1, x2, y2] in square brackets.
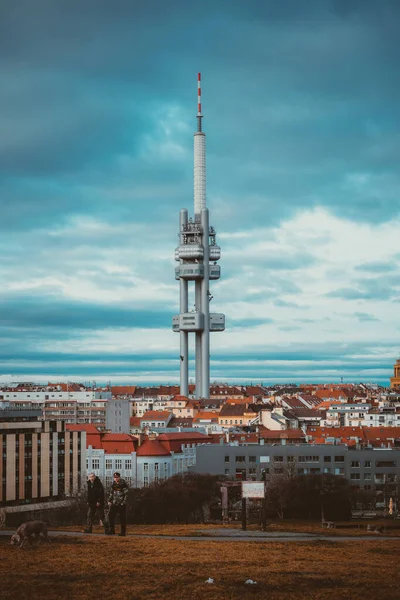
[1, 530, 399, 599]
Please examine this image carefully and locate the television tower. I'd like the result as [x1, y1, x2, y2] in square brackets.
[172, 73, 225, 399]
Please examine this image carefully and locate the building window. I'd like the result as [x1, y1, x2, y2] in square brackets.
[224, 456, 230, 463]
[92, 459, 100, 470]
[236, 456, 245, 463]
[154, 463, 159, 471]
[143, 463, 148, 471]
[143, 477, 149, 487]
[350, 461, 360, 468]
[225, 469, 230, 475]
[125, 460, 131, 470]
[334, 456, 345, 463]
[273, 456, 284, 462]
[364, 473, 372, 480]
[364, 461, 371, 468]
[376, 461, 396, 468]
[324, 456, 331, 463]
[105, 459, 112, 470]
[115, 459, 122, 470]
[249, 456, 256, 463]
[350, 473, 360, 480]
[235, 469, 246, 480]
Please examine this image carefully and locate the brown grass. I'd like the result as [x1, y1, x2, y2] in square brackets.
[53, 519, 400, 537]
[1, 532, 399, 600]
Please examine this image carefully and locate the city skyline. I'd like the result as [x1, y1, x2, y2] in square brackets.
[1, 1, 399, 386]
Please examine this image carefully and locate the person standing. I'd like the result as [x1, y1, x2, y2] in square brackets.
[106, 472, 129, 536]
[83, 473, 106, 533]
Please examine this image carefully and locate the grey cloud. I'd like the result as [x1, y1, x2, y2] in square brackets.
[229, 318, 274, 329]
[0, 294, 174, 330]
[353, 312, 380, 322]
[273, 300, 309, 309]
[0, 339, 396, 384]
[1, 0, 399, 232]
[354, 261, 398, 273]
[327, 274, 400, 301]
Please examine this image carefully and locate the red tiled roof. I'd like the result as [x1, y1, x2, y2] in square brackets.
[102, 433, 134, 442]
[101, 433, 137, 454]
[315, 389, 349, 400]
[259, 427, 306, 440]
[130, 416, 141, 427]
[141, 411, 172, 420]
[363, 427, 400, 441]
[136, 439, 171, 457]
[317, 401, 342, 410]
[112, 386, 136, 396]
[193, 411, 220, 422]
[158, 432, 213, 452]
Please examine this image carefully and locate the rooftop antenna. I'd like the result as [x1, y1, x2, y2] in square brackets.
[197, 72, 202, 132]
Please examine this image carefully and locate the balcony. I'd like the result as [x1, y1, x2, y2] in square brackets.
[172, 312, 204, 332]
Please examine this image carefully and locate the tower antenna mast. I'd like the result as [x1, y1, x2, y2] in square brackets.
[172, 73, 225, 399]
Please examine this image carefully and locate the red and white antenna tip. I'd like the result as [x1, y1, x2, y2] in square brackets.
[197, 72, 202, 115]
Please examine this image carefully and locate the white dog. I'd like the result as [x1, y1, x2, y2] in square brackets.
[10, 521, 50, 548]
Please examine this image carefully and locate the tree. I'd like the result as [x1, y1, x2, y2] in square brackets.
[127, 473, 221, 524]
[266, 473, 352, 521]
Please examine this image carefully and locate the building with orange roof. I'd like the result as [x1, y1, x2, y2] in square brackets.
[363, 427, 400, 448]
[218, 403, 259, 428]
[84, 428, 213, 489]
[258, 427, 306, 444]
[325, 402, 371, 427]
[314, 388, 353, 401]
[192, 411, 221, 433]
[210, 385, 245, 400]
[111, 386, 137, 397]
[390, 358, 400, 390]
[306, 426, 364, 446]
[164, 395, 200, 418]
[140, 411, 173, 429]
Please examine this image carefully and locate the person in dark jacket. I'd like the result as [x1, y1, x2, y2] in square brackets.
[106, 472, 129, 536]
[83, 473, 106, 533]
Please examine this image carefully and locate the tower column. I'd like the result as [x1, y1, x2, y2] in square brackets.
[179, 209, 189, 397]
[201, 208, 210, 399]
[195, 282, 202, 399]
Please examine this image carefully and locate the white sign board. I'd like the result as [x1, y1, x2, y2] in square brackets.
[242, 481, 265, 499]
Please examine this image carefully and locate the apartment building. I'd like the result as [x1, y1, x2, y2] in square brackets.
[324, 403, 371, 427]
[0, 409, 86, 506]
[79, 427, 212, 488]
[192, 442, 400, 509]
[131, 398, 168, 417]
[0, 386, 111, 426]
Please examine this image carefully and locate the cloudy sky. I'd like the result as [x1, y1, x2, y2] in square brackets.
[1, 0, 399, 386]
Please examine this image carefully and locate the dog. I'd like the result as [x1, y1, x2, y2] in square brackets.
[10, 520, 51, 548]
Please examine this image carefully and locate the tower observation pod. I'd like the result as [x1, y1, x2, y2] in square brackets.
[172, 73, 225, 399]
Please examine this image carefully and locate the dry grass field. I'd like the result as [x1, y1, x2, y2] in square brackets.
[53, 519, 400, 537]
[1, 531, 399, 600]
